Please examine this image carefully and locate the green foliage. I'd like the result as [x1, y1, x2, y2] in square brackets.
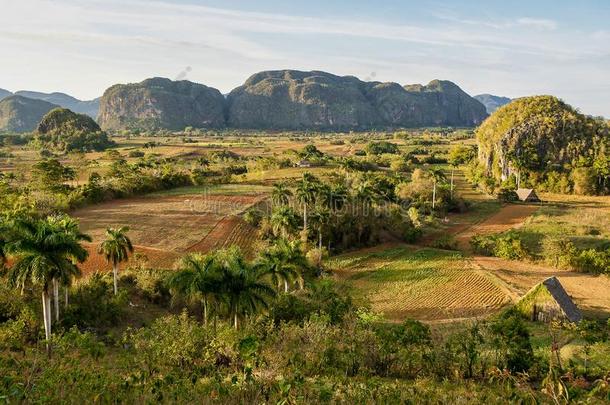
[471, 231, 529, 260]
[476, 96, 610, 195]
[61, 274, 127, 330]
[366, 141, 399, 155]
[36, 108, 115, 152]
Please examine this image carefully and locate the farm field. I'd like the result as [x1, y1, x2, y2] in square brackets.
[328, 245, 511, 322]
[73, 184, 268, 273]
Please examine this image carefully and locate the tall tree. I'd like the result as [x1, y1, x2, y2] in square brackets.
[271, 182, 292, 206]
[309, 207, 330, 267]
[255, 238, 306, 292]
[168, 253, 220, 325]
[428, 169, 447, 210]
[215, 247, 275, 329]
[5, 215, 89, 355]
[98, 226, 133, 295]
[295, 173, 318, 231]
[270, 206, 299, 239]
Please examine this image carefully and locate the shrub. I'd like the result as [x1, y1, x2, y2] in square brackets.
[61, 273, 127, 330]
[497, 187, 519, 203]
[128, 150, 145, 158]
[471, 231, 529, 260]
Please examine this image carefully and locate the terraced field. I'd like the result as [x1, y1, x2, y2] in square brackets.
[329, 245, 511, 322]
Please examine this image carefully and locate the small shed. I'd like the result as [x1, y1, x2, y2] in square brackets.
[297, 160, 313, 168]
[516, 188, 541, 202]
[516, 277, 582, 323]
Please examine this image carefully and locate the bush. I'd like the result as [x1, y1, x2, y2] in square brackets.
[61, 273, 127, 330]
[471, 231, 529, 260]
[497, 187, 519, 203]
[128, 150, 145, 158]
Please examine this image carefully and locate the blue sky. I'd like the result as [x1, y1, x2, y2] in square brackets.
[1, 0, 609, 116]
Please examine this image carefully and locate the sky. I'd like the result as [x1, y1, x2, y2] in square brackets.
[1, 0, 609, 116]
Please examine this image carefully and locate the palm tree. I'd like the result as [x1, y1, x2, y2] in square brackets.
[270, 206, 299, 238]
[215, 247, 275, 329]
[271, 182, 292, 206]
[296, 174, 318, 231]
[51, 216, 92, 319]
[168, 253, 219, 325]
[98, 226, 133, 295]
[255, 238, 306, 292]
[309, 207, 330, 268]
[429, 169, 447, 211]
[5, 215, 89, 355]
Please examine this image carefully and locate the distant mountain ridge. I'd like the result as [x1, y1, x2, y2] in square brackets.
[474, 94, 512, 114]
[14, 91, 100, 118]
[0, 88, 12, 101]
[99, 71, 488, 131]
[0, 95, 59, 132]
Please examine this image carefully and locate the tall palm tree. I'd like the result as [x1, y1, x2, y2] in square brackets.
[215, 247, 275, 329]
[98, 226, 133, 295]
[270, 206, 299, 238]
[429, 169, 447, 210]
[255, 238, 306, 292]
[296, 174, 318, 231]
[271, 182, 292, 206]
[50, 216, 92, 319]
[168, 253, 219, 325]
[309, 207, 330, 267]
[5, 215, 89, 355]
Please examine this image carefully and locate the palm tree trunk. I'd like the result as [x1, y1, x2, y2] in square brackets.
[318, 228, 323, 267]
[450, 169, 454, 199]
[64, 287, 69, 308]
[432, 182, 437, 210]
[42, 288, 52, 356]
[113, 263, 118, 295]
[203, 298, 208, 326]
[303, 204, 307, 230]
[284, 279, 288, 293]
[53, 278, 59, 322]
[233, 312, 238, 329]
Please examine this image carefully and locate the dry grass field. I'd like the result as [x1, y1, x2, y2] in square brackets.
[73, 184, 269, 273]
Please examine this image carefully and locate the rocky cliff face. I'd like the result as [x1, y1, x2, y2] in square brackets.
[476, 95, 600, 181]
[0, 95, 59, 132]
[227, 70, 487, 130]
[97, 72, 488, 131]
[368, 79, 488, 127]
[227, 70, 380, 130]
[98, 77, 226, 131]
[474, 94, 512, 114]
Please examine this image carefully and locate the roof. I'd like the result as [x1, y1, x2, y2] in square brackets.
[516, 188, 539, 201]
[541, 277, 583, 322]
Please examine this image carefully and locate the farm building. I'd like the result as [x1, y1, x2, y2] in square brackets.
[516, 276, 582, 323]
[515, 188, 541, 202]
[297, 160, 313, 168]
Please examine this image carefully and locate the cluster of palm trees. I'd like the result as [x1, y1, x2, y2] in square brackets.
[268, 173, 397, 252]
[169, 240, 308, 329]
[0, 215, 133, 354]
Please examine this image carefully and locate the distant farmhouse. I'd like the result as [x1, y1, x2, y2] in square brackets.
[297, 159, 313, 168]
[516, 188, 541, 203]
[516, 277, 582, 323]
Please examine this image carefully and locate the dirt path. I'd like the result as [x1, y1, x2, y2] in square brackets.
[454, 204, 539, 251]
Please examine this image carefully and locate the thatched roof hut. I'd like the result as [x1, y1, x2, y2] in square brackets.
[515, 188, 540, 202]
[516, 276, 582, 323]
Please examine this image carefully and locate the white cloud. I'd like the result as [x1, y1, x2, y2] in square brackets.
[516, 17, 558, 30]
